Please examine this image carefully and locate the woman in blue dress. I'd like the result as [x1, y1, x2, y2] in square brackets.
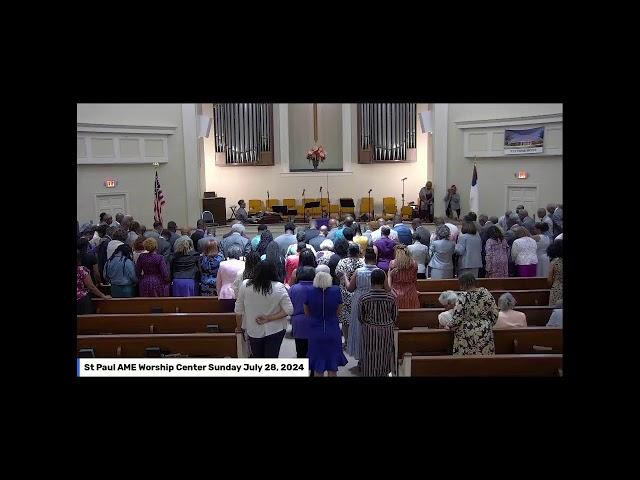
[304, 267, 347, 377]
[346, 247, 379, 362]
[199, 239, 224, 296]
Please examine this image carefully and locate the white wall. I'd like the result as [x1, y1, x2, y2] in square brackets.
[77, 104, 188, 227]
[446, 103, 563, 218]
[202, 104, 430, 216]
[288, 104, 343, 170]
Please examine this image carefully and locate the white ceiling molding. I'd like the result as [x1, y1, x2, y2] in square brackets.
[454, 113, 562, 130]
[77, 123, 177, 135]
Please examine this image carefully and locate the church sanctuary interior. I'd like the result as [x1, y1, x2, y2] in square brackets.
[76, 103, 563, 378]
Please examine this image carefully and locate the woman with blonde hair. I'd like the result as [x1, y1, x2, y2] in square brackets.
[136, 237, 170, 297]
[199, 239, 224, 296]
[171, 235, 200, 296]
[304, 266, 347, 376]
[387, 244, 420, 309]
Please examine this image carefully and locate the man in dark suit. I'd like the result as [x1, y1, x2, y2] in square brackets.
[190, 219, 206, 248]
[518, 210, 535, 232]
[166, 221, 181, 249]
[304, 219, 320, 243]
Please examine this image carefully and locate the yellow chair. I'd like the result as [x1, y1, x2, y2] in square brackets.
[329, 204, 341, 217]
[383, 197, 397, 220]
[401, 205, 413, 221]
[360, 197, 374, 218]
[283, 198, 296, 209]
[266, 199, 280, 210]
[248, 199, 264, 215]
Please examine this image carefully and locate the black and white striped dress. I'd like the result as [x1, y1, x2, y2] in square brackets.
[359, 289, 398, 376]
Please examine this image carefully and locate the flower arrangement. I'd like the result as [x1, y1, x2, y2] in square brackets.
[306, 145, 327, 170]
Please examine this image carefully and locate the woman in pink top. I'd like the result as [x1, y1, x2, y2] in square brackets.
[216, 245, 246, 312]
[284, 242, 306, 286]
[494, 292, 527, 328]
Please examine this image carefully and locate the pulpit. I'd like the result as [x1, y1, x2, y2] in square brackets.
[202, 194, 226, 225]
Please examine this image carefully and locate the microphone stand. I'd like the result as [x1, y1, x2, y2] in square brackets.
[326, 174, 330, 219]
[401, 178, 406, 209]
[368, 190, 373, 219]
[302, 189, 306, 222]
[266, 190, 270, 212]
[319, 186, 323, 219]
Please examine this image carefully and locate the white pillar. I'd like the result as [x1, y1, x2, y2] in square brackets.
[433, 103, 449, 218]
[276, 104, 290, 172]
[181, 103, 202, 225]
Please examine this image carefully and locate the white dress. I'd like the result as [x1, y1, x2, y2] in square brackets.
[535, 235, 550, 277]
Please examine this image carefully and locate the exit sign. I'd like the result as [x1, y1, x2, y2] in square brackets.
[105, 179, 117, 188]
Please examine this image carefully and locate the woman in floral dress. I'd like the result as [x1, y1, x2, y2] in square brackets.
[484, 225, 510, 278]
[447, 272, 499, 355]
[547, 240, 563, 306]
[335, 243, 365, 347]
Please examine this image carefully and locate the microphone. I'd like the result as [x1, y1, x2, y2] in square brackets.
[302, 189, 305, 196]
[402, 177, 407, 181]
[320, 186, 323, 192]
[368, 189, 373, 193]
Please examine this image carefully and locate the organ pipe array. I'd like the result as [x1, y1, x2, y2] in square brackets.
[359, 103, 416, 161]
[213, 103, 273, 164]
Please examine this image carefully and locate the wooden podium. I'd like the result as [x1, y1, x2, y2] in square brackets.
[202, 195, 226, 226]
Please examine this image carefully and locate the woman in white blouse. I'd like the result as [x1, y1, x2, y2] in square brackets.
[494, 292, 527, 328]
[510, 227, 538, 277]
[234, 260, 294, 358]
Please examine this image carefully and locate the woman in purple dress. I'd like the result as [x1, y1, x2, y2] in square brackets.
[304, 268, 347, 377]
[373, 226, 397, 272]
[136, 237, 170, 296]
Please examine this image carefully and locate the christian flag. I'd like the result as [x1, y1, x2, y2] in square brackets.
[153, 171, 165, 224]
[469, 163, 479, 214]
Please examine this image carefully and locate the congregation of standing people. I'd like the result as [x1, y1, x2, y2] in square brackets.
[77, 201, 563, 374]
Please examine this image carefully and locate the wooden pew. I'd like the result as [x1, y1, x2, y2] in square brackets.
[77, 313, 237, 335]
[402, 354, 562, 377]
[92, 297, 222, 314]
[416, 277, 548, 292]
[396, 327, 563, 358]
[418, 290, 550, 307]
[77, 333, 239, 358]
[397, 306, 554, 330]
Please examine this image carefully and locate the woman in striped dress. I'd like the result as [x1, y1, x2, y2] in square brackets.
[335, 243, 365, 347]
[346, 247, 379, 361]
[359, 269, 398, 376]
[387, 244, 420, 309]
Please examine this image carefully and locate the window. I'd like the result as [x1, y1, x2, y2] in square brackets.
[213, 103, 274, 166]
[357, 103, 417, 163]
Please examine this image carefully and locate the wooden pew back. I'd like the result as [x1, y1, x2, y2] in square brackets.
[397, 306, 554, 330]
[418, 289, 550, 307]
[77, 333, 238, 358]
[92, 297, 222, 314]
[78, 313, 237, 335]
[396, 327, 562, 358]
[405, 354, 563, 377]
[416, 277, 548, 292]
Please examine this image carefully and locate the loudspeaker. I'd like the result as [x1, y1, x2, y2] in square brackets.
[418, 110, 433, 133]
[198, 115, 213, 138]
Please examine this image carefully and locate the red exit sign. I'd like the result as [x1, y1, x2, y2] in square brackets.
[105, 179, 117, 188]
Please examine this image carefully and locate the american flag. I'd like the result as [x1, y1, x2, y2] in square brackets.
[153, 171, 165, 224]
